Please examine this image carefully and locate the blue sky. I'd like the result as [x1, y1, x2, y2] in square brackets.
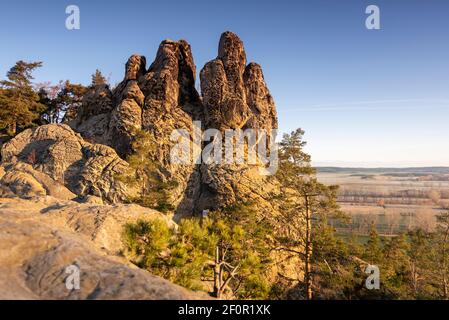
[1, 0, 448, 167]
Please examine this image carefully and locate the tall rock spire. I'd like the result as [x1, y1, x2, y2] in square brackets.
[68, 31, 278, 216]
[200, 31, 277, 131]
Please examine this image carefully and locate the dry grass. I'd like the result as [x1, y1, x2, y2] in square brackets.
[317, 169, 448, 235]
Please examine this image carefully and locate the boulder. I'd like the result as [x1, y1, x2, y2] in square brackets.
[0, 196, 203, 300]
[1, 124, 130, 203]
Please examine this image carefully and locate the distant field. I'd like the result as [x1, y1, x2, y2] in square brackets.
[317, 167, 449, 235]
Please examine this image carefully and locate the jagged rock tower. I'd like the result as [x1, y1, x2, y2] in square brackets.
[70, 31, 279, 216]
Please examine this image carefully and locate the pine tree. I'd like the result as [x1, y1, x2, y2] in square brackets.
[363, 224, 384, 265]
[38, 81, 89, 124]
[60, 81, 89, 122]
[433, 211, 449, 299]
[91, 69, 107, 87]
[118, 130, 176, 212]
[0, 61, 46, 136]
[381, 233, 411, 298]
[408, 229, 434, 298]
[211, 203, 273, 299]
[311, 214, 363, 300]
[275, 128, 345, 299]
[122, 210, 272, 299]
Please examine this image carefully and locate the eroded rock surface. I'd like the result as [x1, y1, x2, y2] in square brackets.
[196, 32, 279, 213]
[0, 31, 298, 299]
[0, 196, 203, 300]
[0, 124, 129, 203]
[200, 32, 277, 131]
[65, 31, 279, 216]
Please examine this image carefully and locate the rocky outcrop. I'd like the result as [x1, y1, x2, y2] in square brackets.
[0, 162, 76, 200]
[195, 32, 279, 213]
[0, 124, 130, 203]
[200, 32, 277, 131]
[243, 62, 278, 130]
[65, 31, 278, 216]
[200, 32, 250, 130]
[109, 81, 144, 156]
[68, 40, 203, 213]
[71, 84, 114, 146]
[0, 196, 204, 300]
[0, 31, 297, 299]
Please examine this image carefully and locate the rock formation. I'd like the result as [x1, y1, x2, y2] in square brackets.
[66, 31, 278, 216]
[0, 196, 205, 299]
[201, 31, 277, 131]
[196, 31, 279, 212]
[0, 31, 299, 299]
[67, 39, 203, 214]
[0, 124, 130, 203]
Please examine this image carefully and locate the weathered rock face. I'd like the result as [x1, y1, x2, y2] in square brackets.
[136, 39, 202, 164]
[0, 124, 130, 203]
[66, 31, 278, 216]
[201, 32, 250, 130]
[200, 32, 277, 131]
[0, 196, 205, 300]
[136, 40, 203, 214]
[243, 62, 278, 130]
[0, 31, 297, 298]
[68, 40, 203, 213]
[197, 31, 279, 213]
[109, 81, 144, 156]
[70, 84, 114, 147]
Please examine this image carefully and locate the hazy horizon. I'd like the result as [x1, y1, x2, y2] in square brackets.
[1, 0, 448, 167]
[313, 161, 449, 169]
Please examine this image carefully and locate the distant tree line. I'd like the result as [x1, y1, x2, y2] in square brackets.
[338, 188, 449, 206]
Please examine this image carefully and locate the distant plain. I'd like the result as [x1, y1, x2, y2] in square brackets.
[317, 167, 449, 236]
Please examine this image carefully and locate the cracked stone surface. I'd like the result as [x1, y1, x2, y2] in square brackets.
[0, 124, 130, 203]
[0, 196, 205, 300]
